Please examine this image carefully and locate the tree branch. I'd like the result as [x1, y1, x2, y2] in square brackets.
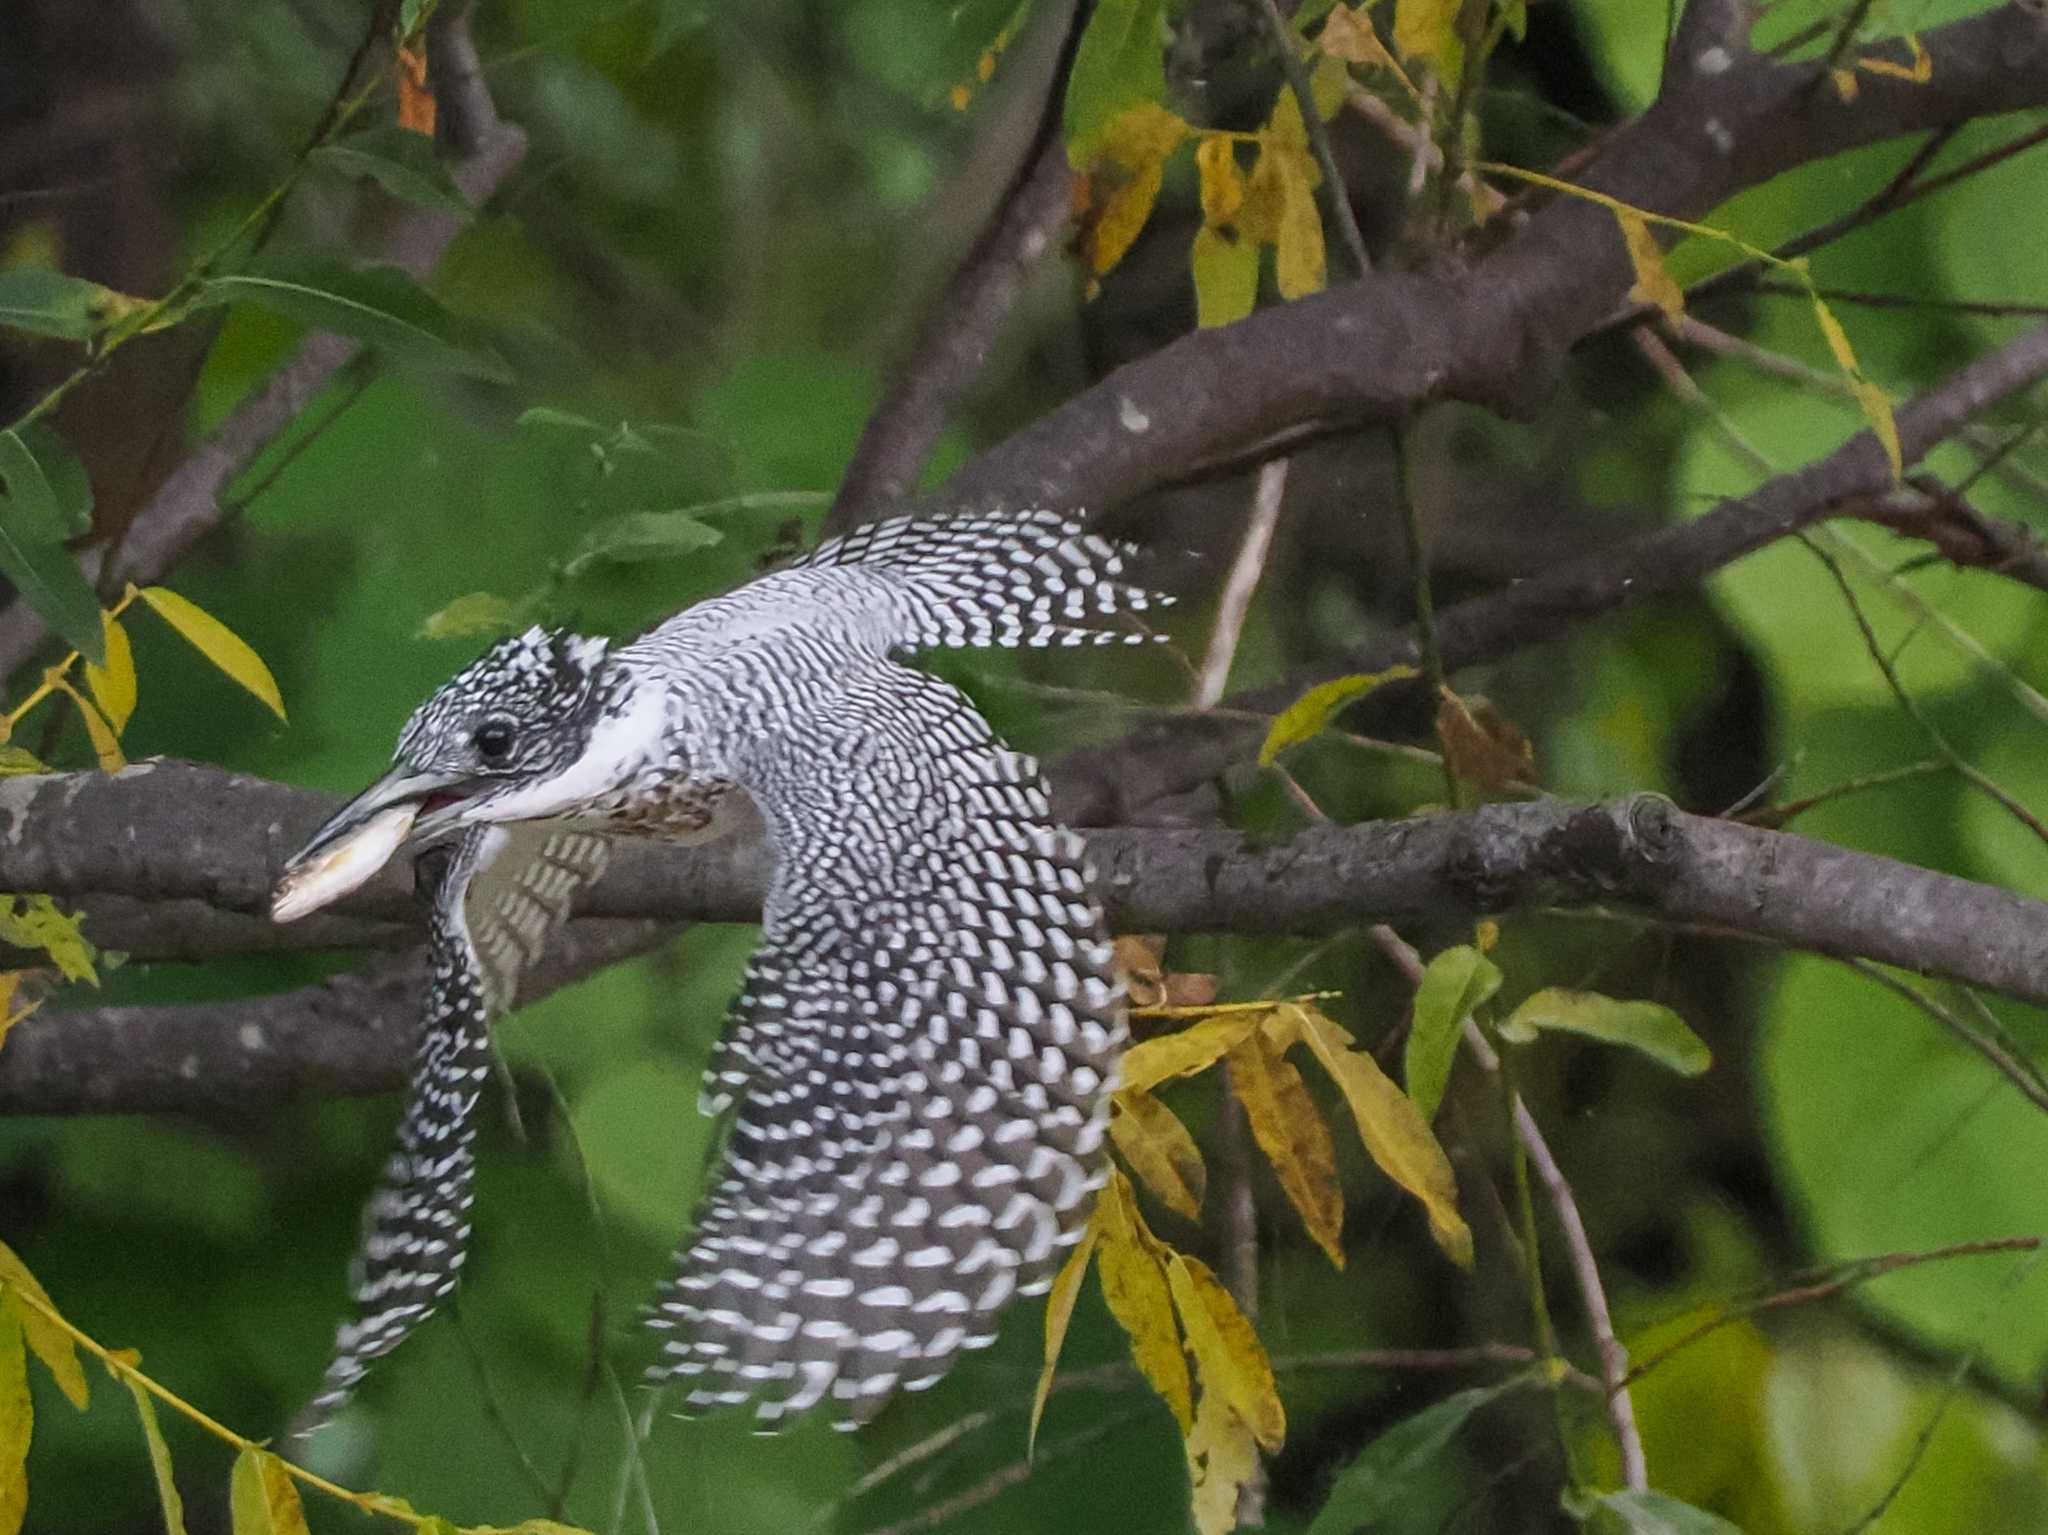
[10, 767, 2048, 1113]
[0, 13, 528, 681]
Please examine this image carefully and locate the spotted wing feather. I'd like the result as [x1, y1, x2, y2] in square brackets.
[648, 661, 1125, 1427]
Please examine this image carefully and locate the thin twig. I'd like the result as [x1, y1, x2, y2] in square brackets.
[1194, 458, 1289, 708]
[851, 1413, 1131, 1535]
[448, 1291, 559, 1511]
[1840, 959, 2048, 1117]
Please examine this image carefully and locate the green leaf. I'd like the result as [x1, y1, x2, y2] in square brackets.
[135, 587, 286, 721]
[123, 1374, 188, 1535]
[1259, 667, 1418, 766]
[1306, 1379, 1526, 1535]
[194, 255, 510, 382]
[0, 267, 145, 342]
[1573, 1489, 1746, 1534]
[0, 896, 96, 987]
[1064, 0, 1168, 165]
[310, 126, 472, 216]
[1191, 226, 1258, 328]
[417, 590, 520, 640]
[229, 1447, 310, 1535]
[515, 405, 605, 436]
[0, 1243, 85, 1411]
[561, 510, 723, 577]
[0, 1296, 29, 1535]
[1498, 988, 1711, 1077]
[0, 428, 102, 664]
[1404, 945, 1501, 1120]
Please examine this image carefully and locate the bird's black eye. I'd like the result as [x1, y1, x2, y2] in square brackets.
[473, 719, 515, 764]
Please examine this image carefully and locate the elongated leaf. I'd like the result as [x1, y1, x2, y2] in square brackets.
[1273, 149, 1326, 300]
[229, 1447, 310, 1535]
[1029, 1219, 1098, 1455]
[418, 590, 519, 640]
[1810, 294, 1903, 479]
[1259, 667, 1417, 765]
[1404, 944, 1501, 1122]
[1064, 0, 1167, 165]
[0, 268, 146, 342]
[1191, 227, 1259, 329]
[1109, 1089, 1206, 1220]
[1120, 1012, 1262, 1094]
[1305, 1378, 1526, 1535]
[1166, 1253, 1285, 1452]
[1184, 1384, 1260, 1535]
[0, 1241, 87, 1410]
[2, 426, 91, 538]
[1196, 136, 1244, 228]
[1392, 0, 1461, 74]
[0, 896, 95, 986]
[310, 126, 471, 216]
[0, 1296, 28, 1535]
[561, 511, 723, 577]
[123, 1373, 188, 1535]
[1618, 207, 1683, 319]
[83, 615, 136, 732]
[1291, 1005, 1473, 1267]
[1228, 1033, 1344, 1266]
[0, 431, 102, 665]
[53, 680, 122, 771]
[136, 587, 286, 720]
[1576, 1489, 1746, 1534]
[1094, 1170, 1192, 1430]
[195, 257, 510, 382]
[1499, 988, 1711, 1076]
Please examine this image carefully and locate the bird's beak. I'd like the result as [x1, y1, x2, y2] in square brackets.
[271, 766, 473, 922]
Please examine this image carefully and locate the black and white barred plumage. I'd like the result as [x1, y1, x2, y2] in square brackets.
[277, 510, 1163, 1429]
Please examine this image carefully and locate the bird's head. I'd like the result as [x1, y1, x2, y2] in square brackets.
[273, 626, 625, 921]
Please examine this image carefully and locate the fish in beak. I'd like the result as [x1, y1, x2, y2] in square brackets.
[271, 768, 475, 922]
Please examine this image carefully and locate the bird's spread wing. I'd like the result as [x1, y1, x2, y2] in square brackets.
[299, 824, 605, 1430]
[648, 662, 1125, 1427]
[798, 507, 1166, 649]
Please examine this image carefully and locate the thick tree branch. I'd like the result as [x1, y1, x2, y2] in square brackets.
[0, 14, 527, 680]
[9, 766, 2048, 1113]
[909, 4, 2048, 518]
[1055, 314, 2048, 826]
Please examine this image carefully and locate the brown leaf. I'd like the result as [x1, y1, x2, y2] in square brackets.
[1227, 1032, 1344, 1267]
[396, 44, 437, 137]
[1435, 687, 1533, 791]
[1115, 934, 1168, 1008]
[1110, 1090, 1207, 1219]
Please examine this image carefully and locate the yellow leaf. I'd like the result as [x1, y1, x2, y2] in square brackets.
[0, 1296, 29, 1535]
[1392, 0, 1462, 75]
[1289, 1005, 1474, 1268]
[1110, 1089, 1207, 1219]
[124, 1373, 189, 1535]
[0, 749, 44, 776]
[1190, 226, 1259, 329]
[1184, 1384, 1259, 1535]
[1195, 136, 1244, 228]
[83, 614, 136, 734]
[1104, 100, 1190, 171]
[1616, 207, 1682, 320]
[1308, 53, 1352, 119]
[0, 896, 95, 987]
[1227, 1032, 1344, 1267]
[0, 1241, 88, 1410]
[1435, 687, 1532, 791]
[0, 975, 33, 1057]
[1829, 66, 1860, 102]
[1858, 32, 1930, 83]
[1274, 152, 1327, 300]
[1166, 1253, 1285, 1452]
[1095, 1169, 1193, 1430]
[1029, 1219, 1099, 1456]
[50, 677, 121, 771]
[1120, 1013, 1262, 1094]
[1267, 86, 1311, 155]
[136, 586, 286, 721]
[1090, 155, 1168, 276]
[1321, 5, 1413, 96]
[1238, 144, 1285, 248]
[230, 1446, 310, 1535]
[1259, 666, 1418, 765]
[1810, 297, 1903, 478]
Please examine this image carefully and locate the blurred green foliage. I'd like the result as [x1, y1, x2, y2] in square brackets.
[6, 0, 2048, 1532]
